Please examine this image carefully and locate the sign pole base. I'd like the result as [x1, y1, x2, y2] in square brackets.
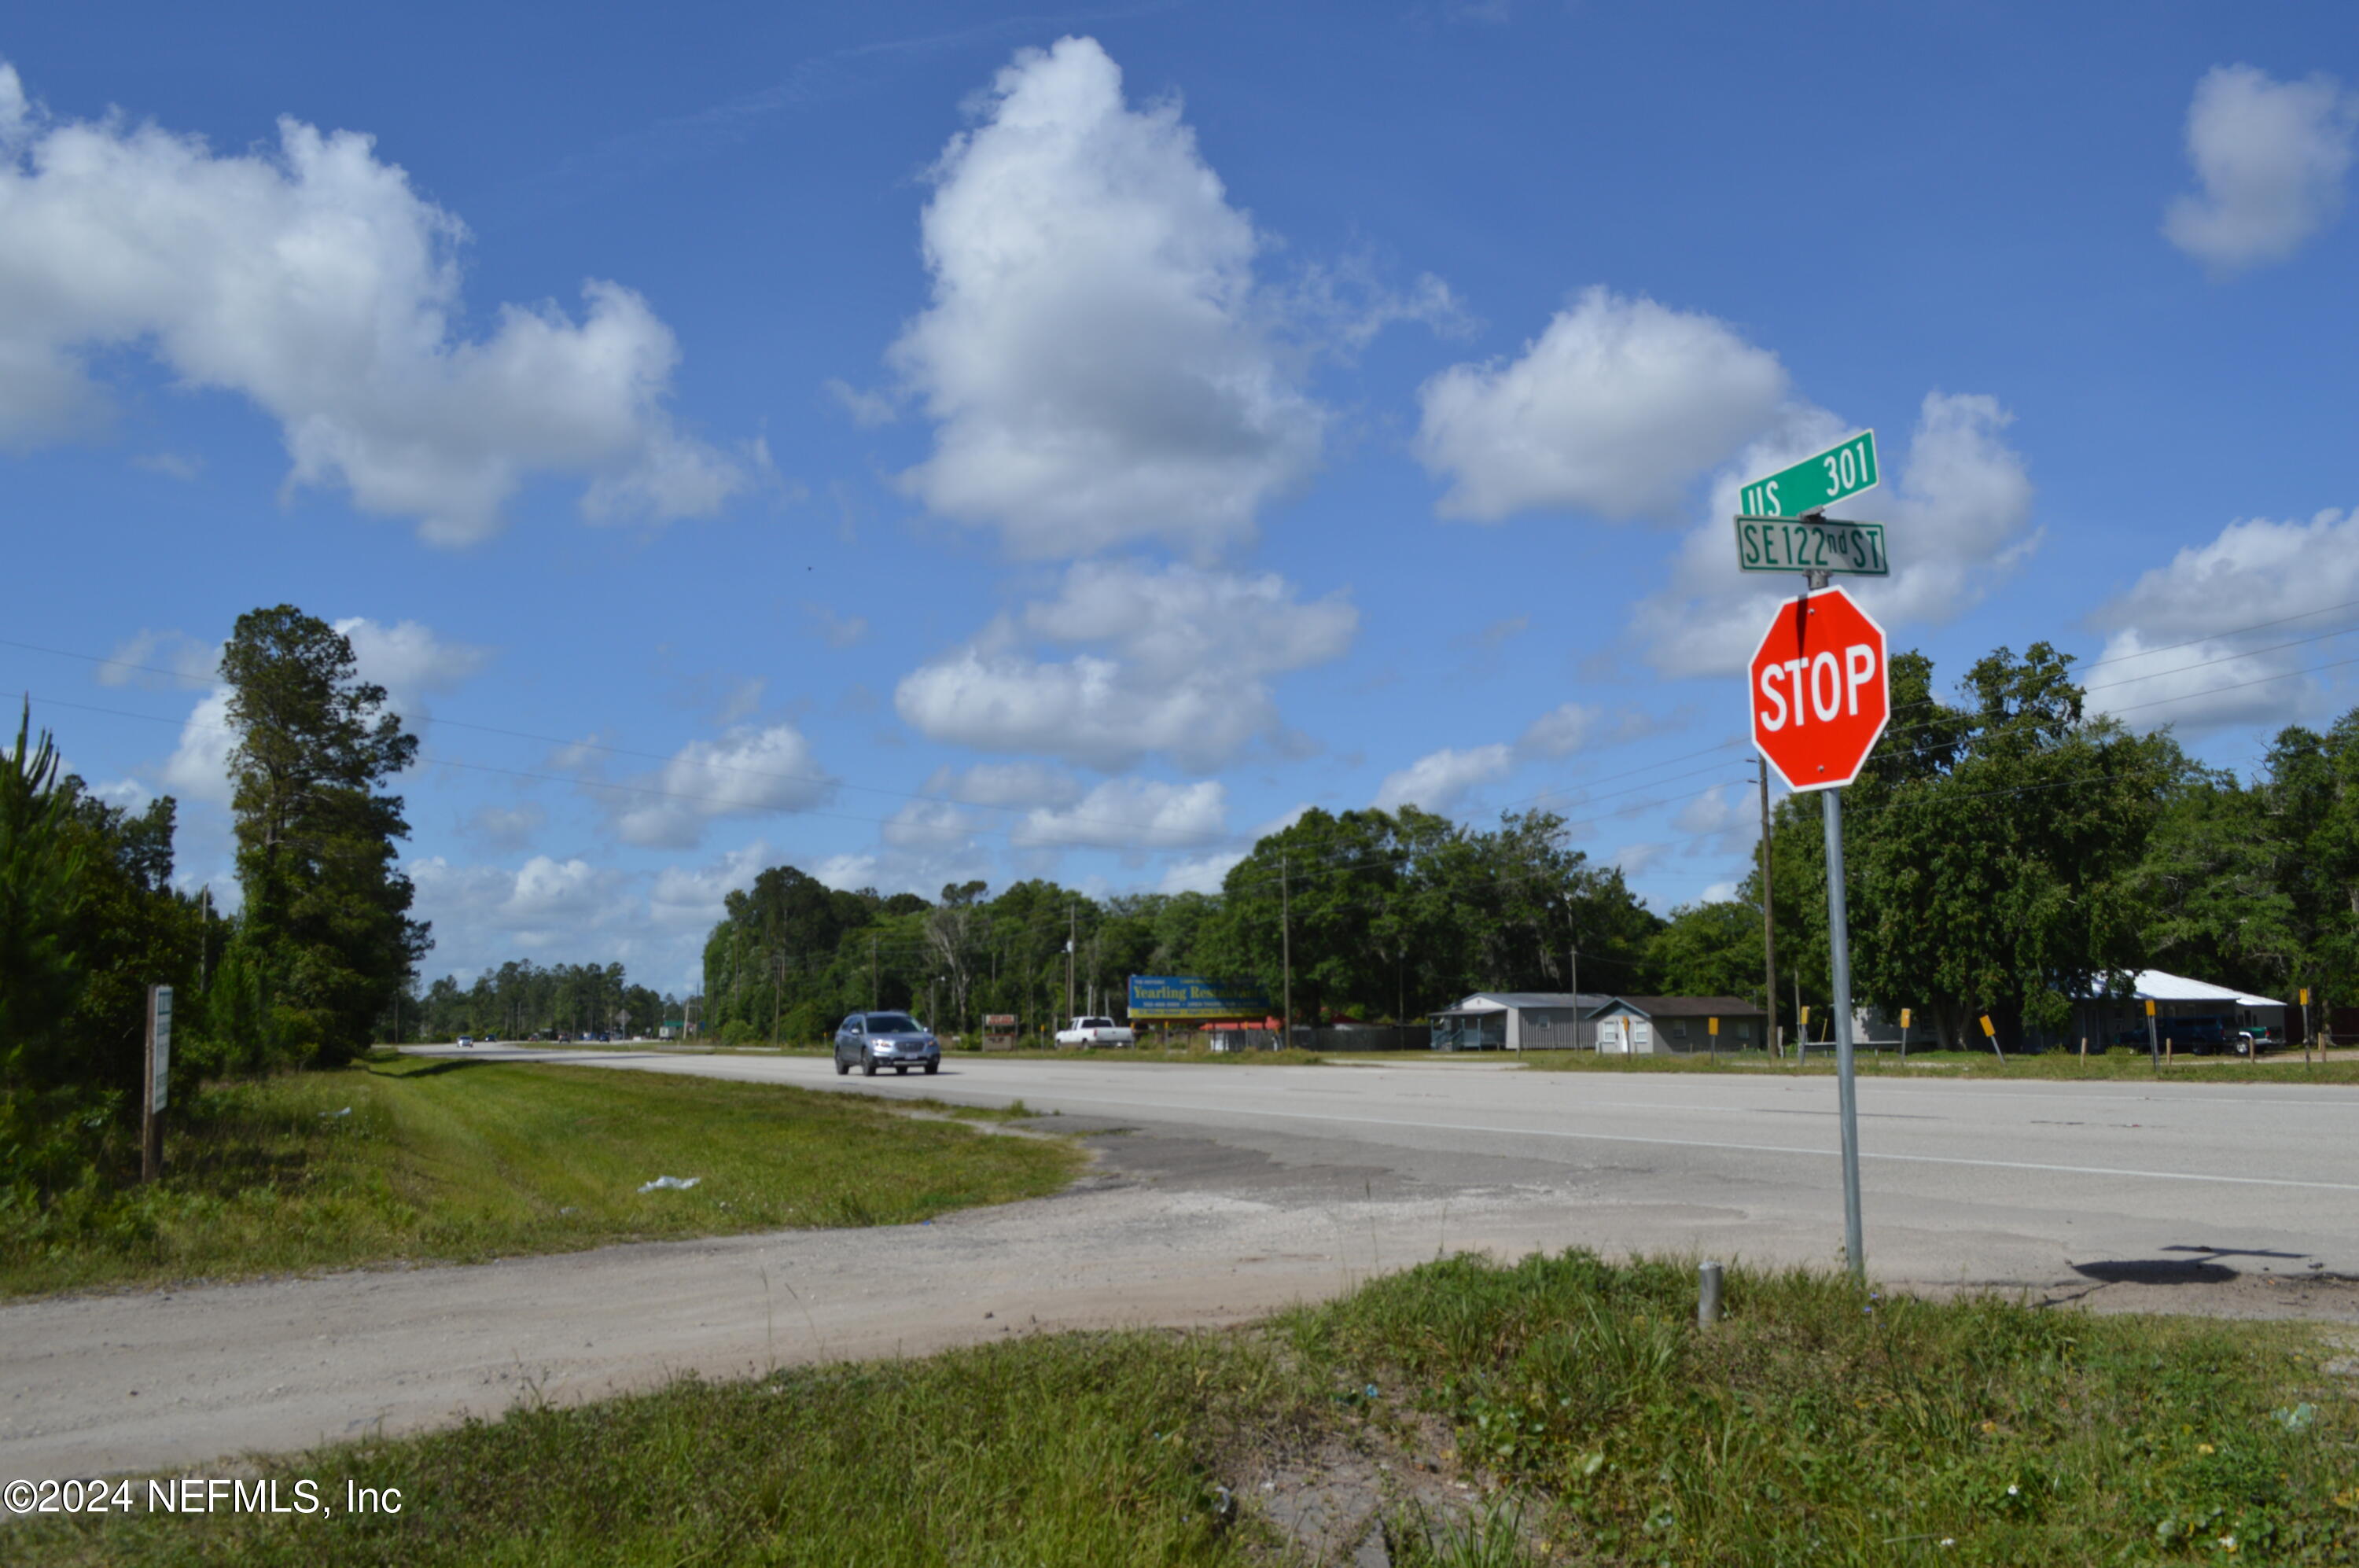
[1823, 789, 1864, 1282]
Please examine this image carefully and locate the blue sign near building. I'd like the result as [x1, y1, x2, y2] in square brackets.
[1127, 975, 1272, 1020]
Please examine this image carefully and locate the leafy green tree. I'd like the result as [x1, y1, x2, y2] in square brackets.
[1, 705, 206, 1194]
[2241, 713, 2359, 1015]
[2133, 768, 2298, 998]
[1647, 900, 1766, 1003]
[1787, 642, 2181, 1049]
[220, 606, 429, 1066]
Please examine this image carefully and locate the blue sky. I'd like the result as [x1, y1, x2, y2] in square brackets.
[6, 2, 2357, 992]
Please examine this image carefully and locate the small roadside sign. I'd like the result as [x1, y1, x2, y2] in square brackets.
[1708, 1017, 1720, 1036]
[1978, 1015, 1994, 1037]
[1899, 1007, 1912, 1029]
[2144, 999, 2157, 1017]
[2300, 988, 2311, 1006]
[1739, 431, 1879, 519]
[149, 985, 173, 1113]
[1735, 515, 1887, 576]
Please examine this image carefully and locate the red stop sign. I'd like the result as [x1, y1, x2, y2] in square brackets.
[1749, 585, 1890, 792]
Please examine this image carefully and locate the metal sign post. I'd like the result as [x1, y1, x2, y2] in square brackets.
[1820, 791, 1865, 1278]
[142, 985, 172, 1183]
[2145, 998, 2160, 1071]
[1746, 583, 1890, 1284]
[1738, 432, 1893, 1284]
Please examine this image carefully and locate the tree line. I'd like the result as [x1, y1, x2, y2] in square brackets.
[2, 606, 425, 1201]
[1647, 644, 2359, 1048]
[702, 642, 2359, 1052]
[404, 960, 678, 1043]
[694, 804, 1665, 1043]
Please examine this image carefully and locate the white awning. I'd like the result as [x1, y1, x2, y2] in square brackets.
[2114, 970, 2281, 1009]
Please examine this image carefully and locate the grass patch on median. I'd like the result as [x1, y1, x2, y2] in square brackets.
[0, 1056, 1080, 1301]
[24, 1250, 2359, 1566]
[1514, 1046, 2359, 1084]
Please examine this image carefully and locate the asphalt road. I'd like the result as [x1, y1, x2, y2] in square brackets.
[9, 1047, 2359, 1481]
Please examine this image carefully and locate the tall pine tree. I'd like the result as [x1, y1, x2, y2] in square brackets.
[221, 607, 430, 1066]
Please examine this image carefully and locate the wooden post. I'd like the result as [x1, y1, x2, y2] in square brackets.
[2078, 1034, 2087, 1062]
[142, 985, 173, 1183]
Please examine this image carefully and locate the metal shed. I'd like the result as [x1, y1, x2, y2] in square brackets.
[1429, 992, 1614, 1051]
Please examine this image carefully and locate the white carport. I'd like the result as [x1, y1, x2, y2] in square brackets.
[2074, 969, 2286, 1050]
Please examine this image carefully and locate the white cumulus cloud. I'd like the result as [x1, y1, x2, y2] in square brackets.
[1670, 784, 1757, 857]
[2086, 506, 2359, 732]
[889, 35, 1323, 558]
[896, 559, 1356, 771]
[160, 687, 235, 804]
[1374, 743, 1513, 815]
[649, 841, 774, 933]
[1518, 701, 1599, 760]
[333, 617, 491, 733]
[2165, 64, 2358, 274]
[0, 58, 745, 543]
[1010, 777, 1227, 855]
[920, 760, 1084, 809]
[1415, 286, 1791, 522]
[884, 799, 983, 851]
[610, 723, 836, 848]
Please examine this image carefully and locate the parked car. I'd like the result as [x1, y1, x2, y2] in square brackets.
[834, 1012, 941, 1077]
[1055, 1016, 1136, 1048]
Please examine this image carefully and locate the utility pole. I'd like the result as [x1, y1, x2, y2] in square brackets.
[198, 884, 211, 992]
[870, 936, 879, 1011]
[1568, 943, 1582, 1050]
[1065, 903, 1076, 1024]
[1757, 759, 1778, 1058]
[1280, 852, 1294, 1047]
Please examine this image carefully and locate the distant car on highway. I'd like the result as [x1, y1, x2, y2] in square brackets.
[457, 1035, 474, 1048]
[834, 1012, 941, 1077]
[1055, 1016, 1136, 1048]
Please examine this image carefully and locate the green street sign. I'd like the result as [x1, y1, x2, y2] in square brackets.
[1737, 429, 1878, 519]
[1734, 515, 1888, 576]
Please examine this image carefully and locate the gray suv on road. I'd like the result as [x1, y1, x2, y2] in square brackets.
[834, 1012, 942, 1077]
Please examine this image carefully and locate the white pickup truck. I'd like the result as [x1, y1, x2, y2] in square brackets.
[1055, 1016, 1136, 1047]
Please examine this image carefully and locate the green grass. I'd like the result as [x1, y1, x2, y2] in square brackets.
[1514, 1046, 2359, 1084]
[20, 1251, 2359, 1565]
[0, 1056, 1080, 1300]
